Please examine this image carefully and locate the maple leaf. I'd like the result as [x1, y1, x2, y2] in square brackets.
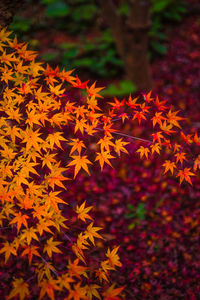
[28, 60, 44, 77]
[21, 161, 39, 177]
[87, 95, 102, 111]
[114, 138, 129, 156]
[118, 112, 129, 123]
[67, 282, 87, 300]
[97, 136, 115, 153]
[126, 94, 139, 109]
[0, 65, 14, 84]
[95, 151, 115, 170]
[59, 68, 76, 84]
[8, 278, 29, 300]
[103, 284, 124, 300]
[71, 75, 89, 89]
[9, 211, 29, 232]
[20, 227, 39, 245]
[0, 50, 16, 66]
[49, 83, 65, 96]
[75, 201, 93, 223]
[5, 125, 22, 143]
[42, 152, 57, 170]
[95, 268, 109, 283]
[39, 278, 62, 300]
[105, 246, 122, 269]
[21, 245, 41, 265]
[143, 90, 154, 103]
[162, 160, 177, 175]
[174, 152, 187, 165]
[160, 121, 175, 135]
[47, 132, 67, 150]
[176, 168, 195, 185]
[154, 96, 168, 111]
[108, 97, 125, 110]
[194, 155, 200, 171]
[150, 143, 161, 155]
[58, 274, 74, 291]
[140, 102, 150, 113]
[86, 284, 101, 300]
[14, 60, 30, 74]
[86, 81, 104, 98]
[45, 191, 67, 213]
[72, 243, 86, 264]
[43, 237, 62, 258]
[22, 127, 44, 152]
[6, 107, 22, 123]
[101, 260, 115, 273]
[68, 139, 86, 155]
[74, 119, 87, 134]
[132, 111, 147, 124]
[194, 132, 200, 146]
[173, 143, 182, 152]
[0, 241, 17, 263]
[76, 233, 90, 255]
[151, 112, 166, 127]
[67, 258, 88, 279]
[103, 123, 117, 137]
[0, 145, 17, 161]
[85, 222, 103, 245]
[166, 109, 185, 128]
[136, 146, 150, 159]
[37, 219, 54, 236]
[74, 105, 88, 118]
[0, 27, 12, 44]
[25, 108, 41, 127]
[180, 132, 193, 145]
[45, 163, 69, 190]
[35, 261, 57, 282]
[151, 131, 164, 143]
[67, 155, 92, 178]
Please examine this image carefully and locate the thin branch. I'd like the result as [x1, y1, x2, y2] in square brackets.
[112, 131, 152, 143]
[41, 256, 59, 277]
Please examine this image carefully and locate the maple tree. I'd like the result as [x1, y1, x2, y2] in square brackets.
[0, 26, 200, 299]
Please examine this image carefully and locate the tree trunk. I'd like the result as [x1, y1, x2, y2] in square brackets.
[0, 0, 25, 27]
[98, 0, 153, 92]
[124, 0, 152, 91]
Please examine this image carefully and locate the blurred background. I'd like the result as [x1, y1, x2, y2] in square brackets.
[8, 0, 198, 96]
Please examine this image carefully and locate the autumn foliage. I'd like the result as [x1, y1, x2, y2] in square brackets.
[0, 27, 199, 299]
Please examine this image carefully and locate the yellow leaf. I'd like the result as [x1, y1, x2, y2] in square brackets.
[8, 278, 29, 300]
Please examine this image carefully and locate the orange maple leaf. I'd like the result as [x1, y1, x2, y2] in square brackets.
[75, 201, 93, 223]
[84, 222, 103, 245]
[162, 160, 177, 175]
[9, 212, 29, 232]
[136, 146, 150, 159]
[21, 245, 41, 265]
[176, 168, 195, 185]
[95, 151, 115, 170]
[103, 284, 124, 300]
[67, 155, 92, 178]
[0, 241, 17, 263]
[105, 246, 122, 269]
[43, 237, 62, 258]
[8, 278, 29, 300]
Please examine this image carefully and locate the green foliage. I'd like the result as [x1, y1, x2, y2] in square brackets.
[45, 1, 69, 18]
[9, 0, 187, 79]
[101, 80, 135, 97]
[150, 0, 187, 56]
[125, 203, 147, 229]
[9, 16, 33, 33]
